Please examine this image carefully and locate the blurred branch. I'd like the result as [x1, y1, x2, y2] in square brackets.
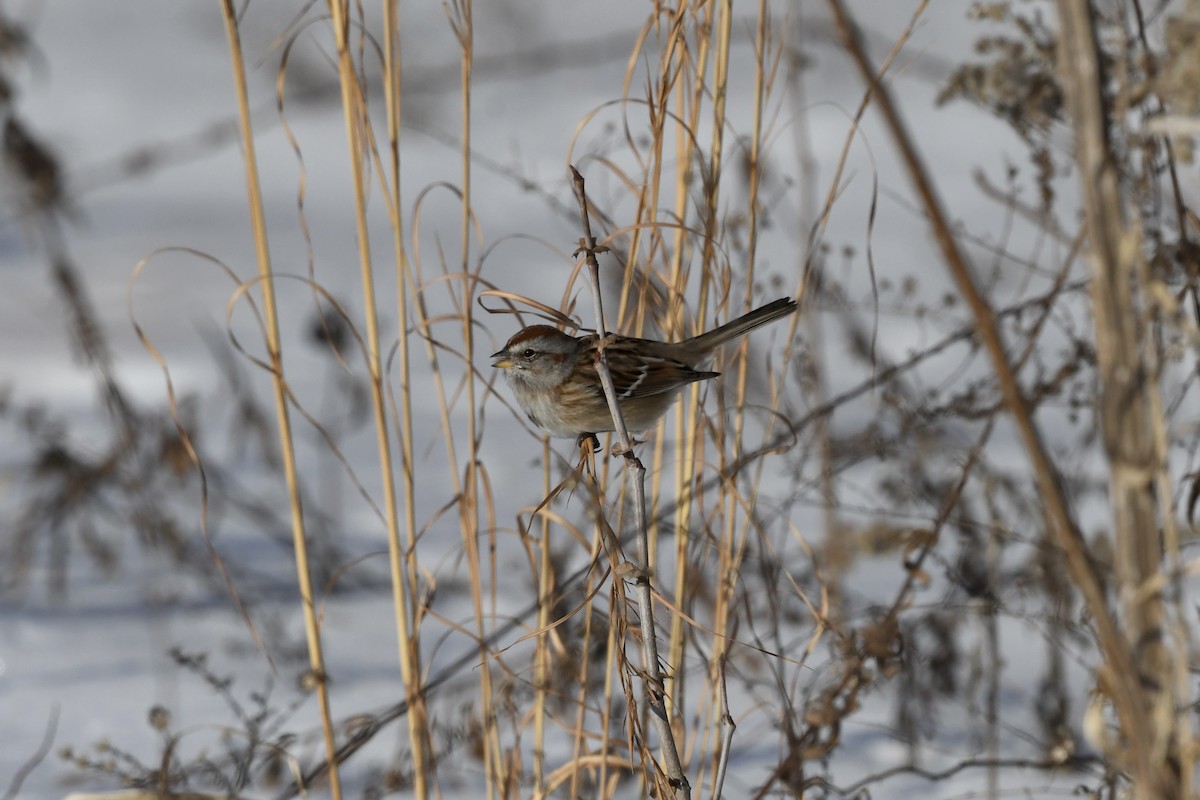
[2, 705, 57, 800]
[805, 754, 1104, 797]
[1055, 3, 1175, 797]
[824, 0, 1155, 789]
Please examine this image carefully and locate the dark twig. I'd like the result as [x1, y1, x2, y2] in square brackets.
[805, 755, 1104, 797]
[713, 654, 736, 799]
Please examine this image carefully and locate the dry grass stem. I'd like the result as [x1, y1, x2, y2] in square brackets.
[216, 5, 342, 799]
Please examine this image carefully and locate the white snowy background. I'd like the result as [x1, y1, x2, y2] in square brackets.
[0, 1, 1145, 798]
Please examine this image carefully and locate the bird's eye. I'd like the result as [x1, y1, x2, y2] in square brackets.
[522, 348, 536, 359]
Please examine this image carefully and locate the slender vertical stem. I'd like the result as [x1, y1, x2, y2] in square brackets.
[984, 536, 1000, 800]
[1054, 3, 1171, 795]
[700, 5, 738, 786]
[732, 0, 770, 445]
[532, 437, 552, 796]
[712, 655, 735, 799]
[665, 0, 712, 721]
[379, 0, 430, 792]
[323, 6, 426, 796]
[571, 167, 690, 799]
[695, 0, 731, 324]
[217, 4, 341, 798]
[445, 2, 501, 794]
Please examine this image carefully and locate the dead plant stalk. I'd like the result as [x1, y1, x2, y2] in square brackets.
[1054, 3, 1175, 796]
[217, 2, 342, 798]
[571, 166, 690, 800]
[445, 1, 505, 794]
[379, 0, 433, 790]
[323, 1, 433, 795]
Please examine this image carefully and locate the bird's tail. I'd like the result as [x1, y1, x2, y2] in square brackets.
[686, 297, 798, 351]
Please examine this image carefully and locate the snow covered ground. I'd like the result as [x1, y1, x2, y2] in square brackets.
[0, 2, 1119, 798]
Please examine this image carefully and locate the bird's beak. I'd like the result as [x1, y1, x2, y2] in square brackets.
[491, 349, 513, 369]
